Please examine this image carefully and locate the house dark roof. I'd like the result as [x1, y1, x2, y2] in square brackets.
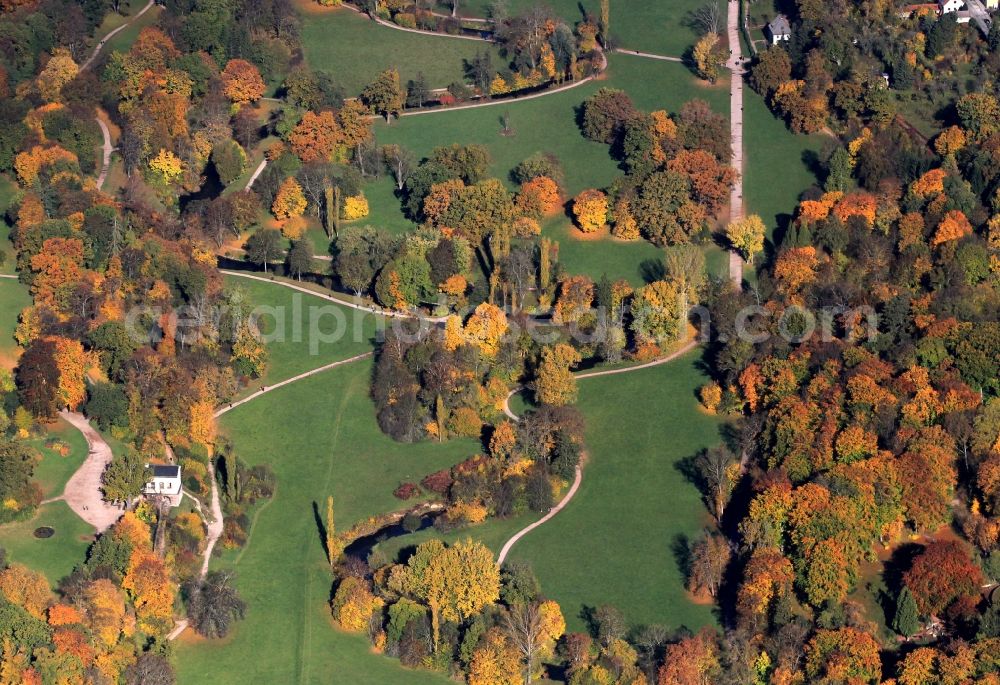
[151, 464, 180, 479]
[768, 14, 792, 35]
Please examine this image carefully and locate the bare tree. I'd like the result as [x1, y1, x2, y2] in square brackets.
[689, 0, 723, 35]
[382, 144, 416, 190]
[503, 603, 543, 685]
[694, 445, 737, 523]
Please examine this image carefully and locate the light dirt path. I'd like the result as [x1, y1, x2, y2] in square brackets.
[726, 0, 747, 290]
[219, 269, 447, 322]
[80, 0, 156, 71]
[496, 464, 582, 565]
[0, 274, 18, 280]
[95, 117, 114, 190]
[613, 48, 683, 62]
[244, 159, 268, 191]
[341, 2, 489, 41]
[214, 351, 373, 418]
[59, 410, 124, 533]
[169, 349, 377, 640]
[495, 339, 700, 562]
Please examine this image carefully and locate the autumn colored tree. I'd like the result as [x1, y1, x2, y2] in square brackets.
[692, 33, 725, 83]
[122, 550, 175, 634]
[83, 579, 126, 648]
[571, 189, 608, 233]
[932, 209, 973, 247]
[688, 533, 730, 598]
[462, 303, 510, 357]
[36, 48, 78, 103]
[725, 215, 766, 263]
[631, 280, 684, 344]
[289, 110, 341, 163]
[0, 564, 52, 619]
[657, 628, 721, 685]
[468, 627, 521, 685]
[773, 246, 819, 296]
[221, 59, 265, 104]
[535, 343, 581, 406]
[516, 176, 561, 217]
[50, 336, 89, 411]
[29, 237, 84, 312]
[803, 628, 881, 684]
[272, 177, 307, 220]
[331, 577, 383, 632]
[552, 275, 594, 325]
[903, 540, 983, 616]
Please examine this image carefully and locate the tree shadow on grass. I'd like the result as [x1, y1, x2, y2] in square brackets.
[311, 500, 330, 563]
[671, 533, 692, 584]
[639, 257, 666, 284]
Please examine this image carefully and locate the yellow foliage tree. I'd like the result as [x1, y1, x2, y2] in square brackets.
[0, 564, 53, 619]
[463, 303, 510, 357]
[468, 628, 521, 685]
[36, 48, 78, 102]
[122, 550, 175, 635]
[572, 189, 608, 233]
[342, 194, 369, 220]
[331, 577, 383, 632]
[83, 579, 127, 648]
[148, 149, 184, 184]
[272, 177, 307, 220]
[725, 214, 766, 263]
[535, 343, 581, 406]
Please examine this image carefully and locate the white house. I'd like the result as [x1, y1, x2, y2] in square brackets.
[987, 0, 998, 10]
[143, 464, 182, 506]
[766, 14, 792, 44]
[939, 0, 965, 14]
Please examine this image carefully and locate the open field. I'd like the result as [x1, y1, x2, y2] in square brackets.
[300, 5, 504, 95]
[436, 0, 706, 57]
[222, 274, 381, 388]
[0, 279, 29, 368]
[742, 89, 828, 245]
[508, 349, 725, 632]
[104, 4, 162, 55]
[30, 419, 89, 500]
[1, 501, 95, 588]
[175, 360, 479, 684]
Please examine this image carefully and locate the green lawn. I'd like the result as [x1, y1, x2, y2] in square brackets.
[175, 360, 478, 685]
[370, 55, 727, 285]
[104, 4, 163, 55]
[300, 7, 504, 95]
[508, 349, 725, 633]
[0, 174, 18, 275]
[0, 501, 94, 588]
[0, 279, 29, 368]
[222, 274, 381, 389]
[438, 0, 705, 57]
[30, 419, 89, 500]
[742, 88, 828, 245]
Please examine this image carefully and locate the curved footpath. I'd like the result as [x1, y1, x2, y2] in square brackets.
[58, 410, 124, 532]
[220, 269, 448, 323]
[495, 338, 699, 562]
[95, 116, 113, 190]
[80, 0, 155, 71]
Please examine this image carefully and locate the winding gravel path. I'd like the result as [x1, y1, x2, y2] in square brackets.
[80, 0, 156, 71]
[95, 116, 114, 190]
[495, 338, 699, 562]
[59, 410, 124, 533]
[219, 269, 448, 322]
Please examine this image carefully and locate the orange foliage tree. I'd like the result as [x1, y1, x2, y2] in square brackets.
[931, 209, 973, 247]
[289, 110, 342, 163]
[903, 540, 983, 616]
[122, 550, 175, 634]
[221, 59, 265, 104]
[516, 176, 561, 217]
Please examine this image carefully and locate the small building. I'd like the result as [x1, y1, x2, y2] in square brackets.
[956, 8, 973, 21]
[939, 0, 964, 13]
[987, 0, 998, 10]
[897, 3, 941, 18]
[766, 14, 792, 44]
[143, 464, 182, 506]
